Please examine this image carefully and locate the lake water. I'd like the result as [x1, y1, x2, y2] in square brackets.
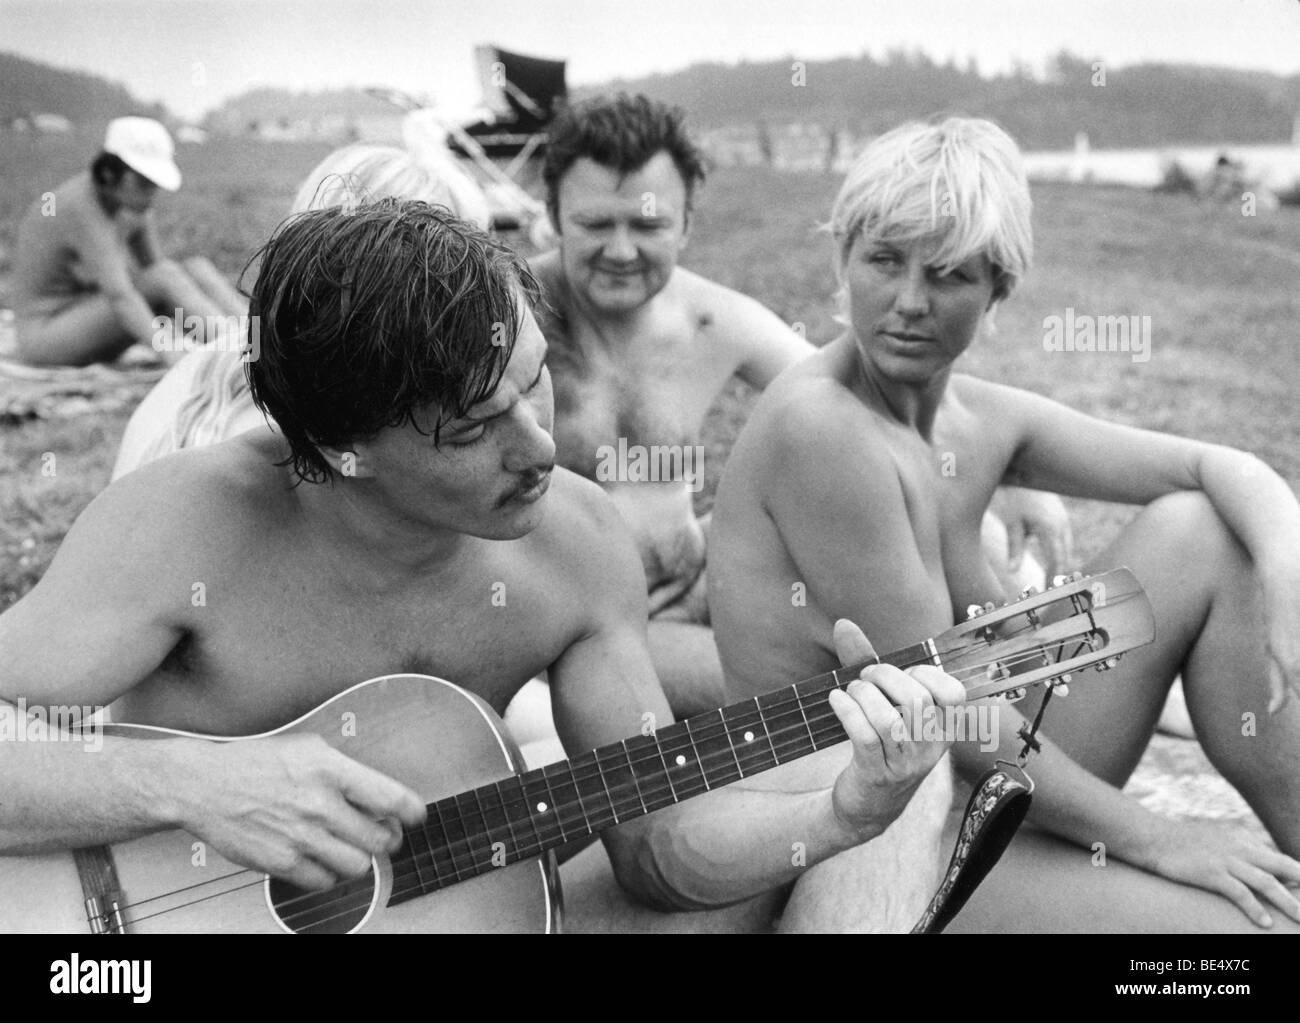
[1022, 143, 1300, 191]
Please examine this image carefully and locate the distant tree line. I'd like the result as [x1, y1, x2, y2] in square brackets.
[3, 47, 1297, 150]
[0, 53, 167, 127]
[592, 50, 1300, 149]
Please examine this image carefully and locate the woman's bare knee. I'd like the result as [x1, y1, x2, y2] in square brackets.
[1143, 491, 1240, 559]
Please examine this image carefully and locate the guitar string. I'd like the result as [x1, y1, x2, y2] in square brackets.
[112, 625, 1096, 931]
[287, 638, 1102, 933]
[225, 633, 1101, 929]
[105, 609, 1115, 929]
[377, 636, 1093, 902]
[110, 625, 1100, 929]
[278, 630, 1104, 928]
[302, 591, 1129, 928]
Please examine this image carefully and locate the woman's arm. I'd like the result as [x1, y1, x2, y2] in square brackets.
[996, 382, 1300, 708]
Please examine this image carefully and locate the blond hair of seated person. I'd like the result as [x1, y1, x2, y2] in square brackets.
[112, 143, 492, 480]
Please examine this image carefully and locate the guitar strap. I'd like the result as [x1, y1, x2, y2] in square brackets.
[910, 687, 1058, 934]
[909, 762, 1033, 934]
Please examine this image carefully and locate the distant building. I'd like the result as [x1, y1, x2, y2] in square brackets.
[208, 109, 404, 144]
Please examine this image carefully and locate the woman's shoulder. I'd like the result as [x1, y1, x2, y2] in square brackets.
[949, 371, 1038, 413]
[737, 352, 894, 490]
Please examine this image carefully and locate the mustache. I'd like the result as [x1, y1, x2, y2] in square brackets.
[498, 466, 553, 506]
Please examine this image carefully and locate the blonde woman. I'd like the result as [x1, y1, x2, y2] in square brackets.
[709, 117, 1300, 932]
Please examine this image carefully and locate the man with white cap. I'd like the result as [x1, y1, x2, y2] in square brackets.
[11, 116, 245, 366]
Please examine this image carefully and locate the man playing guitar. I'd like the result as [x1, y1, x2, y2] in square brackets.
[0, 199, 963, 932]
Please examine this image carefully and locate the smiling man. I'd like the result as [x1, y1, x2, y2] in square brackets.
[531, 95, 818, 713]
[11, 116, 245, 367]
[0, 199, 964, 932]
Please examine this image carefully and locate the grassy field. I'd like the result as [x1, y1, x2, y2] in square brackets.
[1, 133, 1298, 611]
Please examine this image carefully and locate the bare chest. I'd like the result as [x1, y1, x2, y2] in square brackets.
[119, 568, 569, 735]
[892, 419, 1009, 598]
[545, 313, 735, 478]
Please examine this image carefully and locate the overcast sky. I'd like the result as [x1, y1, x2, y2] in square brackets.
[3, 0, 1299, 120]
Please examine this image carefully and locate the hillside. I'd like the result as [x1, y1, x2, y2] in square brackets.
[202, 87, 405, 134]
[0, 52, 168, 126]
[4, 46, 1297, 150]
[591, 50, 1300, 148]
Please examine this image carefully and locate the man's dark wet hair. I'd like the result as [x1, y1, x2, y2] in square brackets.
[90, 151, 131, 187]
[543, 93, 707, 224]
[244, 198, 540, 485]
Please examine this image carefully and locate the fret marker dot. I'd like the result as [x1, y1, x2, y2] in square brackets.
[536, 801, 548, 813]
[743, 731, 755, 742]
[675, 754, 687, 766]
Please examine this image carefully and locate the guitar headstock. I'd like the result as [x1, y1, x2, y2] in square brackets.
[932, 568, 1154, 701]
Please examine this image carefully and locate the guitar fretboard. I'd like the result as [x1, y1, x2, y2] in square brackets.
[389, 640, 931, 902]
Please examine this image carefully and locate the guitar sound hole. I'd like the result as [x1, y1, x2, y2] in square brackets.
[266, 860, 380, 934]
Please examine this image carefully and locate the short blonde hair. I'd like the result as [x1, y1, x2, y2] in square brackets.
[290, 144, 464, 217]
[828, 117, 1032, 301]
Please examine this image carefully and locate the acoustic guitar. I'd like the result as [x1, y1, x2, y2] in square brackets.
[0, 568, 1153, 933]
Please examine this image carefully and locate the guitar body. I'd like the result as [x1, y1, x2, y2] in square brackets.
[0, 675, 560, 934]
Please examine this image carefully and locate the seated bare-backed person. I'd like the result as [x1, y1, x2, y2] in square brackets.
[0, 199, 965, 934]
[530, 93, 1071, 718]
[11, 117, 244, 368]
[708, 117, 1300, 933]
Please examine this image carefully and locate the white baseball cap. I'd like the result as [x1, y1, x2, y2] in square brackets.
[103, 117, 182, 192]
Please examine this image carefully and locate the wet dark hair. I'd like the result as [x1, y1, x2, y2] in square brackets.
[543, 93, 707, 224]
[243, 198, 540, 485]
[90, 151, 131, 186]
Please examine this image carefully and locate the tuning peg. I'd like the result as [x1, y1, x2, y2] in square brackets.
[983, 601, 996, 613]
[1017, 586, 1039, 600]
[1050, 680, 1069, 697]
[1003, 688, 1026, 703]
[966, 604, 984, 620]
[1094, 656, 1121, 672]
[1051, 574, 1070, 588]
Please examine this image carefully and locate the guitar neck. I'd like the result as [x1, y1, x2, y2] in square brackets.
[391, 639, 935, 901]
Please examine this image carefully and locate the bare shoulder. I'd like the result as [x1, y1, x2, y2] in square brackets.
[58, 175, 107, 231]
[20, 174, 91, 241]
[3, 435, 284, 668]
[533, 468, 638, 566]
[676, 268, 789, 337]
[948, 372, 1053, 443]
[677, 269, 814, 386]
[949, 372, 1037, 413]
[528, 251, 567, 307]
[529, 468, 646, 610]
[70, 434, 286, 575]
[750, 350, 884, 462]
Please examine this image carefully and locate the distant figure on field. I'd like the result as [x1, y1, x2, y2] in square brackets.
[11, 117, 245, 367]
